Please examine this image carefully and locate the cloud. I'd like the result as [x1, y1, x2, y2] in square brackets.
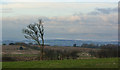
[88, 7, 117, 15]
[2, 7, 118, 41]
[1, 2, 117, 18]
[96, 7, 117, 14]
[1, 0, 119, 2]
[0, 8, 13, 13]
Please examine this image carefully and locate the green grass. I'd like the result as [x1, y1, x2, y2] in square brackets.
[2, 58, 118, 68]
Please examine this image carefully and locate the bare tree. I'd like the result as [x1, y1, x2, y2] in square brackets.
[22, 19, 44, 60]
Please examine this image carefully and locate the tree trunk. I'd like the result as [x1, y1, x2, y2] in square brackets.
[37, 41, 43, 60]
[40, 48, 43, 60]
[40, 38, 44, 60]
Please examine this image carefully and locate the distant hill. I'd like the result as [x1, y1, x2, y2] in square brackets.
[2, 39, 118, 46]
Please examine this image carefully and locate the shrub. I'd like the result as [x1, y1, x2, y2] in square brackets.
[89, 44, 118, 58]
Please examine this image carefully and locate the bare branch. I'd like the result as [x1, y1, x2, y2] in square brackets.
[22, 19, 45, 60]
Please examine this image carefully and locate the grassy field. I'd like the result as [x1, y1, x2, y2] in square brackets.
[2, 58, 118, 68]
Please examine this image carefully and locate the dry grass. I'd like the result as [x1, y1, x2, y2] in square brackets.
[2, 45, 96, 55]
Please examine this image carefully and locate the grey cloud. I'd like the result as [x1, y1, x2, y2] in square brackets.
[88, 11, 100, 15]
[96, 7, 117, 14]
[0, 8, 13, 13]
[2, 9, 118, 41]
[88, 7, 117, 15]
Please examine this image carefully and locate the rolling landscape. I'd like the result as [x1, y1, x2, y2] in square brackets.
[2, 39, 118, 46]
[1, 1, 119, 70]
[2, 40, 119, 69]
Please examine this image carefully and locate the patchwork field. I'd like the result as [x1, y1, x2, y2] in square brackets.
[2, 45, 97, 61]
[2, 45, 119, 69]
[2, 45, 96, 54]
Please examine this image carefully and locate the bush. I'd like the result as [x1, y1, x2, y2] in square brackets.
[42, 48, 80, 60]
[2, 57, 16, 61]
[89, 44, 118, 58]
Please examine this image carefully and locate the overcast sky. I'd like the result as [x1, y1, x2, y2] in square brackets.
[0, 1, 118, 41]
[1, 0, 119, 2]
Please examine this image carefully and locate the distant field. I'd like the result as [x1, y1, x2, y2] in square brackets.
[2, 45, 96, 54]
[2, 58, 118, 68]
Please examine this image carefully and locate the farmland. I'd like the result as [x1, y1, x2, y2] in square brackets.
[2, 45, 97, 61]
[2, 45, 119, 69]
